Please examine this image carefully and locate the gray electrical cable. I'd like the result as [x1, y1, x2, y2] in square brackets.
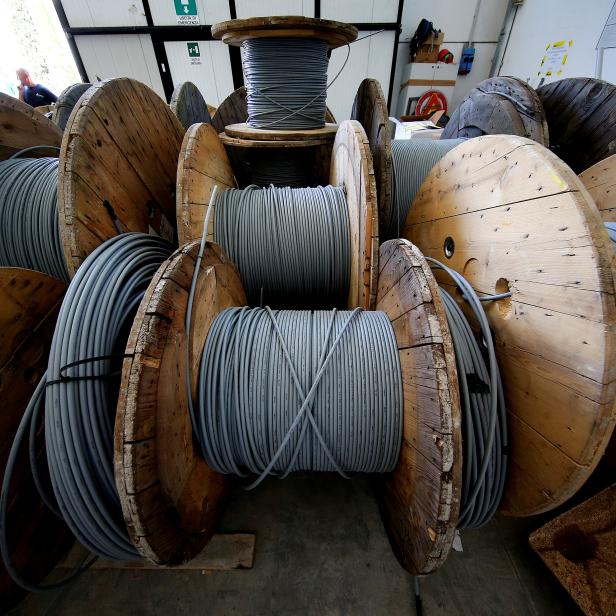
[387, 139, 465, 241]
[192, 306, 403, 489]
[0, 154, 70, 281]
[42, 232, 172, 560]
[214, 185, 350, 306]
[242, 37, 350, 129]
[427, 257, 508, 528]
[605, 222, 616, 250]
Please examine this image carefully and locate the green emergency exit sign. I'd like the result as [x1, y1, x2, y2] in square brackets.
[187, 42, 200, 57]
[174, 0, 199, 25]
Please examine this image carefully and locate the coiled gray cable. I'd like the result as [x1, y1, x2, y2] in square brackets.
[428, 257, 508, 528]
[43, 232, 172, 560]
[214, 185, 350, 306]
[193, 307, 403, 489]
[243, 37, 330, 129]
[387, 139, 465, 241]
[0, 154, 70, 281]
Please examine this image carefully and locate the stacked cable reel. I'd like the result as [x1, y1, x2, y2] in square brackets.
[0, 79, 184, 598]
[211, 17, 350, 189]
[170, 81, 213, 131]
[51, 82, 92, 131]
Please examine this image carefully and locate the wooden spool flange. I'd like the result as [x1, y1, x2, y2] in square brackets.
[51, 82, 92, 131]
[0, 93, 62, 160]
[223, 122, 337, 143]
[212, 16, 357, 48]
[579, 154, 616, 223]
[441, 77, 548, 145]
[0, 267, 73, 608]
[58, 77, 184, 275]
[170, 82, 212, 131]
[351, 78, 392, 239]
[404, 134, 616, 516]
[376, 239, 461, 575]
[115, 241, 246, 564]
[537, 77, 616, 173]
[177, 119, 378, 310]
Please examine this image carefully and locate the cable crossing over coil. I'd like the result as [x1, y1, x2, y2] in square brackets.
[0, 233, 172, 590]
[0, 149, 70, 281]
[386, 139, 465, 241]
[214, 184, 350, 306]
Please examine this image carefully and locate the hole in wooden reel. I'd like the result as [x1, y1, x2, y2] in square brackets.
[494, 277, 513, 319]
[443, 236, 455, 259]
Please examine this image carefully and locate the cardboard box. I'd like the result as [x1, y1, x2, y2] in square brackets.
[424, 31, 444, 46]
[415, 45, 440, 63]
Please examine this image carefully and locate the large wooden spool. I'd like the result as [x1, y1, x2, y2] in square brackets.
[0, 268, 73, 609]
[0, 93, 62, 160]
[404, 134, 616, 516]
[580, 154, 616, 222]
[177, 119, 378, 310]
[442, 77, 548, 145]
[170, 82, 212, 130]
[58, 78, 184, 275]
[116, 237, 460, 572]
[115, 242, 245, 564]
[351, 78, 392, 238]
[376, 239, 461, 575]
[537, 77, 616, 173]
[51, 82, 91, 131]
[212, 16, 357, 48]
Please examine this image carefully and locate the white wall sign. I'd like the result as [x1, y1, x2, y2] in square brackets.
[174, 0, 200, 25]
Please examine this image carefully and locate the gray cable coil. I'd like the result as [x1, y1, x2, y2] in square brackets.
[242, 37, 329, 129]
[0, 156, 70, 281]
[44, 232, 172, 560]
[214, 185, 350, 306]
[387, 139, 465, 241]
[428, 257, 508, 528]
[193, 306, 403, 489]
[605, 222, 616, 250]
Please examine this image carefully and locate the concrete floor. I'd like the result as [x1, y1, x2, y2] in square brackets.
[11, 474, 580, 616]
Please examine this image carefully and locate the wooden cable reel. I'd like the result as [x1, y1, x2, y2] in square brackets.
[170, 82, 212, 130]
[0, 268, 73, 609]
[441, 76, 548, 145]
[0, 93, 62, 160]
[51, 82, 92, 131]
[351, 78, 392, 239]
[115, 238, 460, 574]
[538, 77, 616, 173]
[177, 119, 378, 310]
[58, 77, 185, 275]
[404, 134, 616, 516]
[580, 153, 616, 222]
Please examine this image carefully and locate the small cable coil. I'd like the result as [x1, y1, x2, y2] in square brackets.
[242, 38, 329, 129]
[192, 307, 403, 489]
[214, 185, 350, 306]
[250, 149, 316, 188]
[428, 257, 508, 528]
[0, 155, 70, 281]
[387, 139, 465, 240]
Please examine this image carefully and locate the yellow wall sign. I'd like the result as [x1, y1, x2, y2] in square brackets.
[538, 40, 573, 77]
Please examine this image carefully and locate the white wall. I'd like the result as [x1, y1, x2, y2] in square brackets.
[391, 0, 509, 116]
[499, 0, 616, 86]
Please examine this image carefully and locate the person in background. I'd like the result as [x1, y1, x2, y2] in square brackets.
[16, 68, 57, 107]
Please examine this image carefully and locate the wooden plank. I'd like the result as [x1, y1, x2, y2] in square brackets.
[59, 534, 255, 571]
[115, 242, 247, 565]
[0, 92, 62, 160]
[405, 134, 616, 516]
[377, 239, 461, 575]
[351, 78, 392, 244]
[530, 484, 616, 616]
